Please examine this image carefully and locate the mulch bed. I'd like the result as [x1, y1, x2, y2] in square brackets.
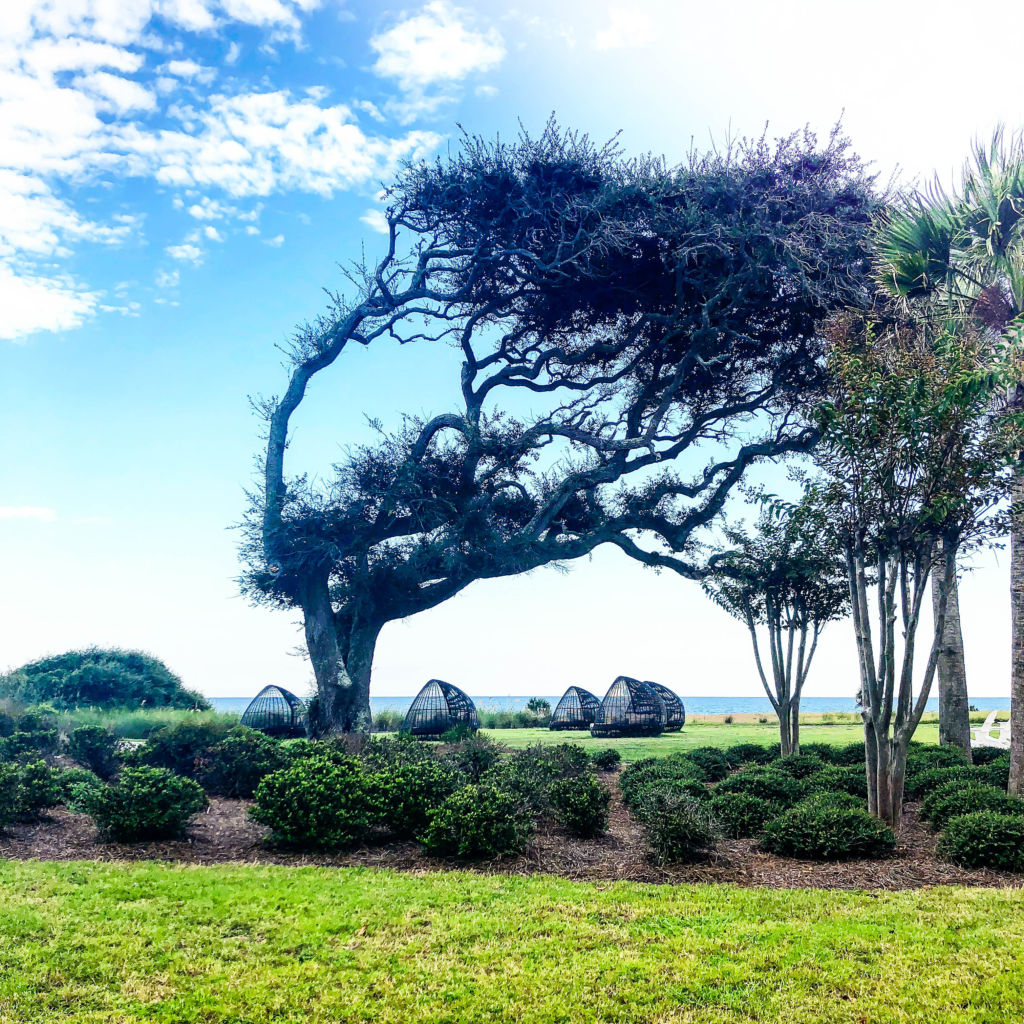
[2, 780, 1022, 890]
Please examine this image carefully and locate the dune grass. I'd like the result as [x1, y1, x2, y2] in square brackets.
[2, 859, 1024, 1023]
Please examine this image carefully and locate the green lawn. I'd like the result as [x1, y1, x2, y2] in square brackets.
[481, 721, 941, 761]
[2, 859, 1024, 1023]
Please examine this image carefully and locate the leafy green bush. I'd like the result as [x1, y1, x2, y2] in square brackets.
[0, 728, 60, 762]
[905, 745, 969, 781]
[55, 767, 105, 812]
[371, 710, 404, 733]
[0, 764, 20, 828]
[904, 764, 975, 801]
[591, 748, 622, 771]
[633, 790, 719, 864]
[715, 767, 806, 806]
[440, 733, 502, 782]
[81, 766, 208, 841]
[760, 803, 894, 860]
[773, 754, 825, 780]
[618, 757, 703, 807]
[793, 790, 864, 812]
[67, 726, 119, 780]
[971, 746, 1007, 766]
[920, 781, 1024, 830]
[543, 742, 592, 776]
[548, 774, 610, 838]
[138, 718, 236, 777]
[360, 733, 437, 771]
[193, 727, 288, 798]
[15, 760, 60, 819]
[0, 648, 209, 710]
[373, 760, 460, 839]
[830, 742, 867, 766]
[439, 723, 478, 743]
[421, 783, 533, 860]
[937, 811, 1024, 871]
[798, 743, 838, 764]
[981, 753, 1011, 791]
[803, 764, 867, 798]
[250, 755, 375, 849]
[681, 747, 731, 782]
[721, 743, 775, 768]
[708, 791, 780, 839]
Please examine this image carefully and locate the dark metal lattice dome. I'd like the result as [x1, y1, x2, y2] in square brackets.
[591, 676, 665, 737]
[400, 679, 479, 738]
[239, 684, 307, 737]
[644, 681, 685, 731]
[549, 686, 601, 730]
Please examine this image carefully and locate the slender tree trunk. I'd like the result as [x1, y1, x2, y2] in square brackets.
[778, 701, 794, 756]
[790, 693, 801, 754]
[301, 575, 353, 737]
[1010, 471, 1024, 795]
[932, 544, 971, 760]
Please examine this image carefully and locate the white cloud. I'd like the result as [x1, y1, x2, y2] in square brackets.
[203, 224, 223, 240]
[593, 7, 655, 51]
[0, 263, 99, 341]
[76, 70, 156, 113]
[0, 506, 58, 522]
[264, 233, 284, 246]
[166, 241, 204, 263]
[155, 267, 180, 288]
[162, 58, 216, 83]
[371, 1, 504, 89]
[360, 208, 389, 234]
[475, 83, 498, 99]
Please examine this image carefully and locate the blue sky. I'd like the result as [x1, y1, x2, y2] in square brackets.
[3, 0, 1024, 700]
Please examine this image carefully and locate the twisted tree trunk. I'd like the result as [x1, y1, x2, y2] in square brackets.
[932, 546, 972, 760]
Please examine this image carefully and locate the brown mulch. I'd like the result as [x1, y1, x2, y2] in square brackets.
[2, 781, 1022, 891]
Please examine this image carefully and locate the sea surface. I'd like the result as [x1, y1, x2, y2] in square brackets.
[209, 694, 1013, 716]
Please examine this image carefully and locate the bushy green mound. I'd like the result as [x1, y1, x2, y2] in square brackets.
[135, 718, 235, 777]
[971, 746, 1008, 766]
[193, 727, 288, 797]
[708, 791, 780, 838]
[81, 766, 208, 841]
[920, 781, 1024, 830]
[0, 648, 209, 710]
[373, 759, 460, 838]
[721, 742, 775, 768]
[54, 767, 105, 812]
[591, 748, 621, 771]
[618, 756, 704, 807]
[981, 753, 1011, 791]
[634, 790, 719, 864]
[715, 766, 806, 806]
[773, 754, 825, 780]
[421, 783, 533, 860]
[548, 774, 610, 838]
[937, 811, 1024, 871]
[67, 726, 118, 779]
[681, 747, 731, 782]
[760, 802, 894, 860]
[0, 760, 60, 826]
[803, 764, 867, 797]
[904, 764, 976, 800]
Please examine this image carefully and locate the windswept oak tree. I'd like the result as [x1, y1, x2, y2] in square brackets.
[242, 122, 878, 734]
[702, 499, 848, 756]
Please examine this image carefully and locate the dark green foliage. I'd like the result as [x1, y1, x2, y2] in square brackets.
[15, 760, 60, 820]
[633, 790, 719, 864]
[708, 792, 780, 839]
[81, 766, 208, 842]
[904, 764, 975, 801]
[67, 726, 118, 780]
[981, 753, 1011, 791]
[937, 811, 1024, 871]
[591, 748, 622, 771]
[439, 724, 477, 744]
[920, 781, 1024, 830]
[360, 733, 437, 771]
[905, 745, 969, 779]
[618, 757, 703, 807]
[55, 767, 105, 812]
[440, 733, 502, 782]
[420, 783, 533, 860]
[760, 803, 895, 860]
[543, 742, 592, 776]
[250, 755, 375, 850]
[970, 746, 1007, 766]
[484, 750, 560, 813]
[798, 743, 838, 764]
[721, 743, 775, 768]
[193, 728, 288, 798]
[716, 767, 806, 806]
[774, 754, 826, 780]
[681, 747, 731, 782]
[0, 723, 59, 762]
[0, 764, 19, 828]
[0, 711, 15, 737]
[138, 718, 235, 777]
[373, 760, 461, 839]
[803, 764, 868, 798]
[549, 774, 611, 838]
[794, 790, 864, 812]
[830, 742, 868, 766]
[0, 648, 209, 710]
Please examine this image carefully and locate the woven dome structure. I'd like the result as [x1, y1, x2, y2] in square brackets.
[549, 686, 601, 730]
[644, 681, 685, 731]
[401, 679, 479, 738]
[239, 684, 307, 737]
[591, 676, 665, 737]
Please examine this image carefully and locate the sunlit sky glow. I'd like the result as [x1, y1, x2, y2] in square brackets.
[3, 0, 1024, 699]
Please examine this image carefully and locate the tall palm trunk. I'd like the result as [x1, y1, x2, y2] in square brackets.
[1009, 471, 1024, 795]
[932, 545, 972, 760]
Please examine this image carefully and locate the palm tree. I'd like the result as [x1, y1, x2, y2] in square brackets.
[874, 128, 1024, 780]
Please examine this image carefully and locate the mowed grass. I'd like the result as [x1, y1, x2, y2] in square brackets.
[482, 719, 941, 761]
[3, 859, 1024, 1023]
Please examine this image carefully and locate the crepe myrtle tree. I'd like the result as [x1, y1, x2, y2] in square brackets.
[805, 310, 1020, 827]
[702, 498, 848, 757]
[242, 121, 878, 735]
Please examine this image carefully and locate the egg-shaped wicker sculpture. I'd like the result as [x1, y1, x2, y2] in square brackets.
[644, 681, 685, 731]
[590, 676, 665, 738]
[400, 679, 479, 738]
[549, 685, 601, 730]
[239, 684, 307, 737]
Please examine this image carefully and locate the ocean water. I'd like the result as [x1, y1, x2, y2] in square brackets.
[210, 694, 1012, 716]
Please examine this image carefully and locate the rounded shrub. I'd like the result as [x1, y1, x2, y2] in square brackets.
[981, 753, 1011, 791]
[373, 759, 460, 839]
[721, 743, 775, 768]
[971, 746, 1008, 766]
[360, 733, 437, 771]
[715, 766, 806, 806]
[906, 745, 969, 779]
[82, 766, 208, 841]
[681, 747, 731, 782]
[760, 803, 894, 860]
[830, 742, 867, 767]
[633, 790, 719, 864]
[15, 760, 60, 820]
[67, 725, 119, 780]
[708, 791, 780, 839]
[920, 781, 1024, 830]
[193, 727, 287, 797]
[904, 764, 975, 801]
[0, 764, 21, 828]
[793, 790, 864, 812]
[937, 811, 1024, 871]
[591, 748, 622, 771]
[440, 733, 503, 782]
[798, 743, 838, 764]
[420, 783, 533, 860]
[803, 764, 867, 798]
[55, 767, 105, 812]
[250, 755, 375, 850]
[619, 757, 704, 807]
[773, 754, 826, 780]
[544, 742, 592, 777]
[549, 774, 611, 838]
[138, 718, 235, 777]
